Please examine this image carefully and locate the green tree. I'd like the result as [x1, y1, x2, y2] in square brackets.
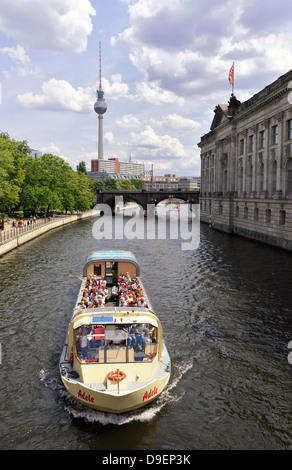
[71, 172, 94, 212]
[20, 154, 63, 214]
[104, 177, 117, 189]
[130, 178, 144, 189]
[116, 179, 136, 190]
[0, 132, 29, 226]
[20, 153, 94, 215]
[76, 161, 87, 175]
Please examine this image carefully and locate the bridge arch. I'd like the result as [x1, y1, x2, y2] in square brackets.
[96, 189, 199, 212]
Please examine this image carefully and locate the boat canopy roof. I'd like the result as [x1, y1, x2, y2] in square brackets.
[83, 250, 140, 277]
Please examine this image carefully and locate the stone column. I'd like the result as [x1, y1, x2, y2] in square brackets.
[229, 125, 237, 194]
[251, 125, 257, 195]
[276, 112, 283, 196]
[263, 119, 269, 196]
[242, 130, 247, 196]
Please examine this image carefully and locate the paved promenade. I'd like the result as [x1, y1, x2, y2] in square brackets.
[0, 210, 99, 257]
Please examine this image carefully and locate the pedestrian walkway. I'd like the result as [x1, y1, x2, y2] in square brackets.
[0, 215, 58, 245]
[0, 210, 99, 256]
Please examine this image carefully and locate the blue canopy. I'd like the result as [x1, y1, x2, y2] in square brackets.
[83, 250, 140, 276]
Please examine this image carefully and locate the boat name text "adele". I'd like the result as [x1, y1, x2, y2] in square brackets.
[142, 386, 158, 402]
[78, 389, 94, 403]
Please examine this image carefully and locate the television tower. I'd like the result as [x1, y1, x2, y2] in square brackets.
[94, 41, 107, 160]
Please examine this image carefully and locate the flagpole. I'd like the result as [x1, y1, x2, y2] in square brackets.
[232, 61, 234, 96]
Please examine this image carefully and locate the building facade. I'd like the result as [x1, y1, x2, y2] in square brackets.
[198, 69, 292, 251]
[88, 157, 145, 179]
[142, 175, 178, 190]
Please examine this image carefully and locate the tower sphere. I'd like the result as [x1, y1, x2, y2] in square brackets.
[94, 100, 107, 114]
[94, 89, 107, 115]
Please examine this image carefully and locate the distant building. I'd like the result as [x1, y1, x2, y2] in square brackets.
[30, 149, 42, 159]
[88, 157, 145, 180]
[198, 68, 292, 251]
[142, 175, 178, 190]
[178, 177, 200, 190]
[119, 159, 145, 178]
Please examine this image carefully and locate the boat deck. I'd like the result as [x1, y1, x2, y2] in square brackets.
[74, 274, 152, 314]
[62, 343, 170, 394]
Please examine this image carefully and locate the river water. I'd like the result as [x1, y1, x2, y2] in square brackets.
[1, 212, 292, 451]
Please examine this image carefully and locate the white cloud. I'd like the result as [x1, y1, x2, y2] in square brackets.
[16, 78, 95, 112]
[128, 125, 186, 157]
[41, 142, 61, 155]
[0, 0, 96, 53]
[102, 74, 129, 100]
[113, 0, 292, 99]
[135, 81, 184, 105]
[1, 44, 30, 66]
[104, 131, 114, 144]
[149, 113, 200, 131]
[0, 44, 40, 77]
[115, 114, 142, 129]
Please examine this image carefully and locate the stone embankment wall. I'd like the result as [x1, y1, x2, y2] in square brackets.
[0, 211, 99, 257]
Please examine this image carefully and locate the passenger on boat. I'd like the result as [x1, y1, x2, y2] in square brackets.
[97, 298, 105, 307]
[90, 325, 105, 347]
[127, 324, 145, 351]
[106, 327, 127, 346]
[81, 329, 88, 359]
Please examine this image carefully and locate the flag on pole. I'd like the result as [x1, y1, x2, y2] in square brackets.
[228, 63, 234, 86]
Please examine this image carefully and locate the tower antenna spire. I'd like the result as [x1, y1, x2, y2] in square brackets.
[94, 40, 107, 161]
[99, 41, 102, 90]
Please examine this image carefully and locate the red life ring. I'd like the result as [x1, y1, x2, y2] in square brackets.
[70, 347, 74, 365]
[108, 370, 126, 381]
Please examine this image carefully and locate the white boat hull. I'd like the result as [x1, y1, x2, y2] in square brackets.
[60, 344, 170, 413]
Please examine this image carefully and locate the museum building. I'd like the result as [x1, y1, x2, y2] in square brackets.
[198, 69, 292, 251]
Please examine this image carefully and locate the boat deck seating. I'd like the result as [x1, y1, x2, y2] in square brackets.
[74, 273, 150, 312]
[80, 343, 156, 364]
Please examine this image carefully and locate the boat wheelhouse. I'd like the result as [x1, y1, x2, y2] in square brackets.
[59, 250, 171, 413]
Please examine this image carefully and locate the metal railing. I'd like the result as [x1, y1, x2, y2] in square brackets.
[0, 217, 54, 245]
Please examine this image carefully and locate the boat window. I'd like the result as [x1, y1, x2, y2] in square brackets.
[94, 263, 101, 276]
[74, 323, 157, 364]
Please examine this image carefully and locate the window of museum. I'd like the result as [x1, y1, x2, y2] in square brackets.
[247, 166, 253, 195]
[271, 161, 277, 194]
[219, 203, 223, 215]
[249, 135, 254, 152]
[239, 139, 244, 155]
[280, 210, 286, 225]
[287, 160, 292, 194]
[254, 207, 259, 221]
[257, 161, 264, 194]
[259, 131, 265, 149]
[288, 120, 292, 140]
[272, 125, 278, 145]
[244, 206, 248, 219]
[235, 205, 239, 217]
[266, 209, 271, 223]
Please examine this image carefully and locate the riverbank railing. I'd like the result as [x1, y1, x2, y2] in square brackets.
[0, 217, 58, 245]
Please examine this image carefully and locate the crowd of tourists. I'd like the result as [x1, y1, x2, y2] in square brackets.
[75, 271, 149, 312]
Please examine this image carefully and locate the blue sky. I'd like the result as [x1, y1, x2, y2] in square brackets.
[0, 0, 292, 177]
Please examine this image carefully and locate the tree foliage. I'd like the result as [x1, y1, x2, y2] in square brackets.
[0, 133, 95, 222]
[20, 153, 94, 215]
[76, 161, 87, 175]
[0, 132, 29, 225]
[0, 133, 145, 226]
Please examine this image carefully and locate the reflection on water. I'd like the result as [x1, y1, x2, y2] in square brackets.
[1, 217, 292, 449]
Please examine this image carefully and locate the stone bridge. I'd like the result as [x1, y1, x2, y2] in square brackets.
[95, 189, 200, 212]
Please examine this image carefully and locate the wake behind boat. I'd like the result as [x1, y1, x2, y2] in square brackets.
[59, 250, 171, 413]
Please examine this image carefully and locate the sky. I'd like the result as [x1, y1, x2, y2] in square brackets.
[0, 0, 292, 177]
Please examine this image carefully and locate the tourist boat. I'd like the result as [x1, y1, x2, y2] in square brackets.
[59, 250, 171, 414]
